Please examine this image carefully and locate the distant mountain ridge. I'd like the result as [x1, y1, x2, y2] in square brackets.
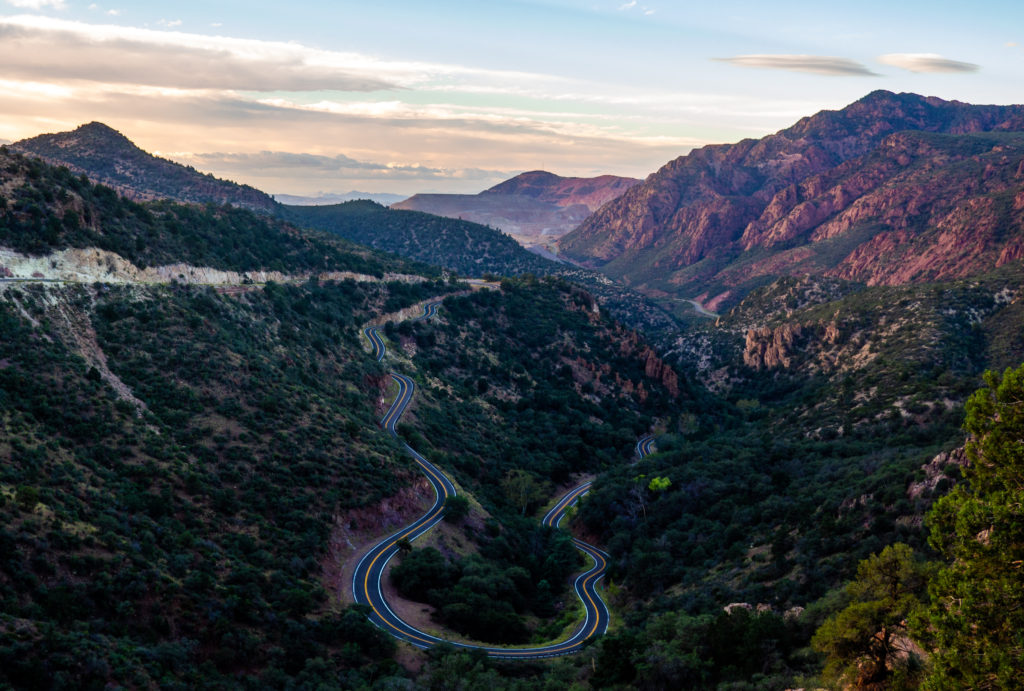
[12, 122, 278, 214]
[273, 191, 406, 206]
[557, 90, 1024, 311]
[392, 170, 639, 248]
[482, 170, 640, 209]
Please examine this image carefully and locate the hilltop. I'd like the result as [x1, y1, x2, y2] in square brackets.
[13, 122, 278, 213]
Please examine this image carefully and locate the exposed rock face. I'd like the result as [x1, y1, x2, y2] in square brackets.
[612, 328, 681, 397]
[392, 171, 639, 248]
[642, 347, 680, 398]
[560, 292, 681, 399]
[12, 122, 277, 213]
[558, 91, 1024, 304]
[0, 246, 428, 286]
[908, 447, 968, 500]
[743, 323, 805, 370]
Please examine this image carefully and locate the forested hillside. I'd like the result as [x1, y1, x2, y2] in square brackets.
[280, 200, 552, 278]
[0, 278, 452, 687]
[562, 266, 1024, 688]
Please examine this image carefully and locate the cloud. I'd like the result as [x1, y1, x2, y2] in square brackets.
[189, 150, 410, 173]
[0, 16, 399, 92]
[0, 15, 576, 97]
[181, 150, 515, 184]
[6, 0, 66, 8]
[715, 54, 877, 76]
[618, 1, 637, 8]
[877, 53, 980, 73]
[157, 18, 182, 28]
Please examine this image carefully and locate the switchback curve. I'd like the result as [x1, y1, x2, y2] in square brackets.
[353, 301, 612, 658]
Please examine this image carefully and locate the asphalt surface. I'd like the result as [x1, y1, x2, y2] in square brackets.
[636, 434, 656, 458]
[352, 300, 613, 658]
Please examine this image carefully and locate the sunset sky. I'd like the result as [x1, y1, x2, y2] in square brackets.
[1, 0, 1020, 197]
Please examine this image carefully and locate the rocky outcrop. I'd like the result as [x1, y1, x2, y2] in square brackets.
[908, 447, 968, 500]
[743, 323, 805, 370]
[642, 347, 680, 397]
[613, 328, 681, 397]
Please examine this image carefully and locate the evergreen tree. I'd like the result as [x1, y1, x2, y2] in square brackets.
[923, 366, 1024, 688]
[812, 543, 930, 689]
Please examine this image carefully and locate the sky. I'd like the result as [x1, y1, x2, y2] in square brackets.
[0, 1, 1021, 197]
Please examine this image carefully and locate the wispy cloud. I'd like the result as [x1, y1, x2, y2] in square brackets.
[877, 53, 979, 73]
[618, 1, 655, 16]
[0, 15, 576, 95]
[0, 16, 399, 92]
[715, 54, 877, 76]
[6, 0, 66, 9]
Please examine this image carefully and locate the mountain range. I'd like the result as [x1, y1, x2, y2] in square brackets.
[7, 123, 680, 339]
[558, 90, 1024, 312]
[4, 92, 1024, 689]
[273, 191, 407, 206]
[392, 170, 639, 249]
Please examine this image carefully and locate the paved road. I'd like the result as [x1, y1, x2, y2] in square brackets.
[414, 301, 440, 321]
[363, 326, 387, 362]
[352, 300, 612, 658]
[636, 434, 656, 458]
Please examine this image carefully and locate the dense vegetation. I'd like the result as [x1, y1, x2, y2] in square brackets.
[0, 277, 455, 688]
[375, 277, 677, 644]
[546, 269, 1023, 688]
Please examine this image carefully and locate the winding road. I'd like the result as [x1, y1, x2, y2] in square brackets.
[353, 301, 612, 658]
[636, 434, 656, 459]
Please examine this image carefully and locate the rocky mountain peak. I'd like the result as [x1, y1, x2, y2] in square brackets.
[558, 92, 1024, 310]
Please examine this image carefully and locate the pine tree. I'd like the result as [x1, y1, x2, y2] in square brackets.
[811, 543, 929, 688]
[923, 366, 1024, 689]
